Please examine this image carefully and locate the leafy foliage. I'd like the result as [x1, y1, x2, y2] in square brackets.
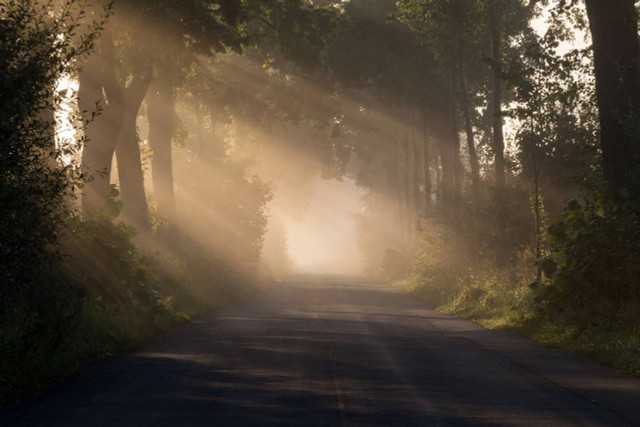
[0, 1, 103, 402]
[0, 0, 100, 297]
[533, 196, 640, 321]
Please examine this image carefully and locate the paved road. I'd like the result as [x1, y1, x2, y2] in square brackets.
[3, 275, 640, 426]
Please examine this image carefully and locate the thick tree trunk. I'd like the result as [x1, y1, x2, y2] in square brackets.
[148, 66, 177, 223]
[491, 20, 506, 189]
[78, 32, 125, 216]
[115, 70, 153, 233]
[458, 44, 480, 190]
[585, 0, 640, 201]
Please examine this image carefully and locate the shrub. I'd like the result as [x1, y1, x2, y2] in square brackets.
[532, 195, 640, 323]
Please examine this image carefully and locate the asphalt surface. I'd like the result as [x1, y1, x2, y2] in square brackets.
[3, 274, 640, 426]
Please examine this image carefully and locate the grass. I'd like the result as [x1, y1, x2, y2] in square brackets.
[0, 247, 261, 407]
[512, 313, 640, 376]
[404, 266, 640, 378]
[0, 299, 179, 406]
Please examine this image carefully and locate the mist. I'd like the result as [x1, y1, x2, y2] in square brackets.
[281, 176, 363, 274]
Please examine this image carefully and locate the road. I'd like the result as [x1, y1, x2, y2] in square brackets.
[3, 275, 640, 426]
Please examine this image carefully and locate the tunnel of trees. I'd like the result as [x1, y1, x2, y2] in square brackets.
[2, 0, 640, 403]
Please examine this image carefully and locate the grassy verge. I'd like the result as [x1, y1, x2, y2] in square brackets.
[0, 299, 184, 407]
[0, 220, 261, 406]
[1, 275, 258, 407]
[403, 267, 640, 377]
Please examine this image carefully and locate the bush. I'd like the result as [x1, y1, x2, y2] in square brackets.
[0, 1, 107, 404]
[0, 213, 184, 405]
[532, 196, 640, 323]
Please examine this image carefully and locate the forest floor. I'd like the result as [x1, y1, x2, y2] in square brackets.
[2, 274, 640, 426]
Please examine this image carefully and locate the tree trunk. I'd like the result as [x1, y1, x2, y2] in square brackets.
[148, 66, 178, 223]
[449, 60, 462, 211]
[395, 140, 408, 239]
[412, 122, 422, 229]
[430, 63, 460, 216]
[78, 31, 125, 216]
[431, 103, 454, 211]
[403, 136, 413, 237]
[458, 43, 480, 190]
[531, 118, 542, 281]
[585, 0, 640, 201]
[421, 112, 432, 216]
[195, 104, 207, 200]
[115, 70, 153, 233]
[435, 140, 444, 206]
[491, 18, 506, 189]
[387, 148, 404, 240]
[406, 130, 419, 233]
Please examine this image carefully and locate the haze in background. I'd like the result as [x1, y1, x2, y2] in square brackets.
[282, 176, 363, 275]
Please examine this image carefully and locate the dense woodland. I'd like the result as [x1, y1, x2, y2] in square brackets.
[2, 0, 640, 403]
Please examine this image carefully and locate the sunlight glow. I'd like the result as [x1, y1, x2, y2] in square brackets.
[283, 176, 364, 275]
[54, 74, 81, 166]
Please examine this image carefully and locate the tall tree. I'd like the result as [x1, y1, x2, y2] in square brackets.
[489, 3, 506, 189]
[78, 0, 246, 229]
[585, 0, 640, 201]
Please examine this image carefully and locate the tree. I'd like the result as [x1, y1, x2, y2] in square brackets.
[1, 0, 101, 285]
[78, 0, 339, 233]
[327, 0, 442, 233]
[78, 0, 246, 231]
[398, 0, 482, 197]
[1, 0, 103, 391]
[584, 0, 640, 202]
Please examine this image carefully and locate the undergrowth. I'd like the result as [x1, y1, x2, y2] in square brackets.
[0, 217, 257, 406]
[405, 262, 640, 377]
[403, 197, 640, 378]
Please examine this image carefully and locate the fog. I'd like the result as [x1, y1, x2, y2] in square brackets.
[51, 0, 592, 286]
[281, 176, 363, 274]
